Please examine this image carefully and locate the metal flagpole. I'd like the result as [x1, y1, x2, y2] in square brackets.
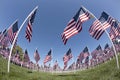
[7, 6, 38, 73]
[82, 6, 119, 69]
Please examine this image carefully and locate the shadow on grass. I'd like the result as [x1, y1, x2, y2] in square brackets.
[0, 71, 6, 75]
[54, 74, 81, 77]
[27, 71, 33, 73]
[114, 71, 120, 78]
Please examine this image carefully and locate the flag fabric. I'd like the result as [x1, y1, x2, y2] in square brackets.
[96, 44, 102, 51]
[83, 47, 89, 58]
[63, 48, 72, 70]
[104, 43, 111, 55]
[25, 8, 37, 42]
[0, 32, 2, 43]
[77, 52, 84, 63]
[23, 49, 30, 62]
[63, 48, 72, 64]
[34, 49, 40, 63]
[78, 7, 93, 22]
[89, 20, 102, 37]
[109, 20, 119, 40]
[7, 21, 18, 44]
[53, 60, 58, 70]
[85, 56, 89, 64]
[89, 12, 114, 40]
[104, 43, 109, 50]
[0, 29, 7, 42]
[1, 35, 9, 47]
[91, 45, 102, 59]
[62, 7, 92, 45]
[43, 49, 52, 64]
[0, 31, 2, 38]
[0, 29, 9, 47]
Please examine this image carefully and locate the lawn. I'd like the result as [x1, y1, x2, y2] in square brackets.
[0, 55, 120, 80]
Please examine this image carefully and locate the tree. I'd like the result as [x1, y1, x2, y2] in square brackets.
[12, 45, 24, 61]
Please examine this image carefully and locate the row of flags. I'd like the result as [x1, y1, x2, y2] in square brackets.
[61, 7, 93, 45]
[62, 6, 120, 45]
[1, 6, 120, 50]
[34, 44, 113, 70]
[0, 6, 38, 48]
[0, 6, 120, 70]
[89, 12, 114, 40]
[23, 48, 52, 65]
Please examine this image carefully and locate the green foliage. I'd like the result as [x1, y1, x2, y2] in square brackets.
[12, 45, 24, 60]
[0, 55, 120, 80]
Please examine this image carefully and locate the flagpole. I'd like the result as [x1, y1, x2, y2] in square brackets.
[7, 6, 38, 73]
[82, 6, 119, 69]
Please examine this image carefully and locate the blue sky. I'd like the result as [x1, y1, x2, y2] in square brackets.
[0, 0, 120, 68]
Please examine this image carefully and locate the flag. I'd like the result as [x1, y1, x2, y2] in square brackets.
[89, 12, 114, 40]
[109, 20, 119, 40]
[96, 44, 102, 51]
[83, 46, 89, 58]
[34, 49, 40, 63]
[62, 7, 92, 45]
[0, 31, 2, 42]
[25, 8, 37, 42]
[23, 49, 30, 62]
[0, 29, 9, 47]
[63, 48, 72, 70]
[53, 60, 58, 70]
[89, 20, 102, 37]
[104, 43, 111, 54]
[43, 49, 52, 64]
[7, 21, 18, 44]
[63, 48, 72, 64]
[79, 6, 93, 22]
[85, 56, 89, 64]
[91, 45, 102, 59]
[77, 52, 84, 63]
[104, 43, 109, 50]
[0, 29, 7, 42]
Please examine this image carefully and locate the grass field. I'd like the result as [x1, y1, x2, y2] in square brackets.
[0, 55, 120, 80]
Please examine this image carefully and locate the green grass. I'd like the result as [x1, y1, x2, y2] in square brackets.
[0, 55, 120, 80]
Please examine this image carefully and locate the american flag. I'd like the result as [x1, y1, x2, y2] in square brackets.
[77, 52, 84, 64]
[83, 46, 89, 58]
[0, 29, 9, 46]
[109, 20, 119, 40]
[96, 44, 102, 51]
[63, 48, 72, 63]
[104, 43, 109, 50]
[62, 7, 92, 45]
[85, 56, 89, 64]
[7, 21, 18, 44]
[43, 49, 52, 64]
[89, 12, 114, 40]
[53, 60, 58, 70]
[91, 45, 102, 59]
[34, 49, 40, 63]
[23, 49, 30, 62]
[1, 35, 9, 47]
[25, 8, 37, 42]
[63, 48, 72, 70]
[0, 32, 2, 43]
[0, 29, 7, 40]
